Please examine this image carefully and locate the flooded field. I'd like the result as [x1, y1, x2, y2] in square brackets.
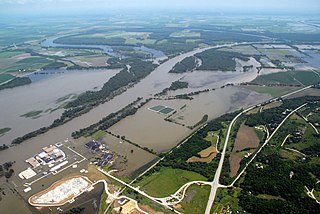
[109, 100, 191, 153]
[0, 44, 272, 214]
[0, 44, 266, 165]
[109, 87, 271, 153]
[0, 69, 120, 145]
[100, 133, 158, 176]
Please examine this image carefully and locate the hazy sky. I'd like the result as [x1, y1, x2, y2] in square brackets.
[1, 0, 319, 16]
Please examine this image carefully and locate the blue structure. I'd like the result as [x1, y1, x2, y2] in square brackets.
[85, 140, 100, 151]
[98, 154, 114, 167]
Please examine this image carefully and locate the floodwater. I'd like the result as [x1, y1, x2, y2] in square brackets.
[42, 37, 166, 59]
[0, 46, 214, 161]
[0, 43, 263, 163]
[100, 133, 158, 176]
[0, 69, 120, 145]
[0, 43, 271, 213]
[109, 87, 270, 153]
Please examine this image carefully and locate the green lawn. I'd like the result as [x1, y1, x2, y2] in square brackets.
[0, 51, 24, 58]
[292, 71, 320, 85]
[92, 130, 107, 140]
[243, 85, 298, 97]
[0, 127, 11, 136]
[136, 167, 207, 198]
[98, 190, 107, 214]
[180, 184, 211, 214]
[288, 126, 318, 151]
[204, 131, 218, 144]
[256, 194, 285, 201]
[252, 71, 320, 87]
[279, 148, 304, 161]
[0, 73, 14, 84]
[252, 72, 299, 85]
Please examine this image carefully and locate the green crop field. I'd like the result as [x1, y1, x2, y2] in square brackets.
[92, 130, 107, 140]
[292, 71, 320, 85]
[180, 184, 211, 214]
[135, 167, 207, 198]
[0, 73, 15, 84]
[243, 85, 298, 97]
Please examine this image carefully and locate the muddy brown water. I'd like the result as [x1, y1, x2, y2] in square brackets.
[0, 44, 272, 213]
[0, 69, 120, 145]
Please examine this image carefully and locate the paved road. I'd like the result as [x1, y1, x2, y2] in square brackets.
[204, 106, 254, 214]
[204, 84, 313, 213]
[229, 103, 307, 187]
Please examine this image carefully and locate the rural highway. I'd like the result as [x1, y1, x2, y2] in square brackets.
[204, 84, 314, 213]
[229, 103, 307, 188]
[204, 106, 254, 214]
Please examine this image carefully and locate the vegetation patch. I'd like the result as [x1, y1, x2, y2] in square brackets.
[233, 124, 260, 152]
[0, 128, 11, 136]
[229, 152, 244, 177]
[0, 73, 14, 84]
[187, 152, 217, 163]
[251, 70, 320, 87]
[180, 184, 210, 214]
[0, 77, 31, 91]
[136, 167, 206, 198]
[169, 56, 197, 73]
[21, 110, 43, 119]
[195, 50, 249, 71]
[242, 85, 298, 97]
[92, 130, 107, 140]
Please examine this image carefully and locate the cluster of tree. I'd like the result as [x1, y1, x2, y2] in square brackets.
[0, 162, 14, 179]
[11, 59, 156, 145]
[159, 134, 219, 180]
[238, 153, 319, 213]
[246, 96, 320, 128]
[0, 144, 9, 151]
[66, 59, 156, 109]
[174, 89, 211, 100]
[301, 134, 320, 155]
[155, 80, 189, 96]
[12, 106, 88, 145]
[55, 35, 126, 46]
[195, 50, 249, 71]
[195, 29, 262, 44]
[42, 61, 67, 70]
[66, 207, 85, 214]
[105, 57, 125, 69]
[148, 39, 197, 56]
[0, 77, 31, 91]
[71, 98, 143, 139]
[197, 110, 241, 139]
[188, 114, 208, 129]
[169, 56, 197, 73]
[243, 65, 254, 72]
[168, 80, 189, 91]
[156, 111, 241, 179]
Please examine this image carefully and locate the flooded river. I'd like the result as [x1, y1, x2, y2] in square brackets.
[0, 42, 271, 214]
[0, 69, 120, 145]
[0, 43, 264, 163]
